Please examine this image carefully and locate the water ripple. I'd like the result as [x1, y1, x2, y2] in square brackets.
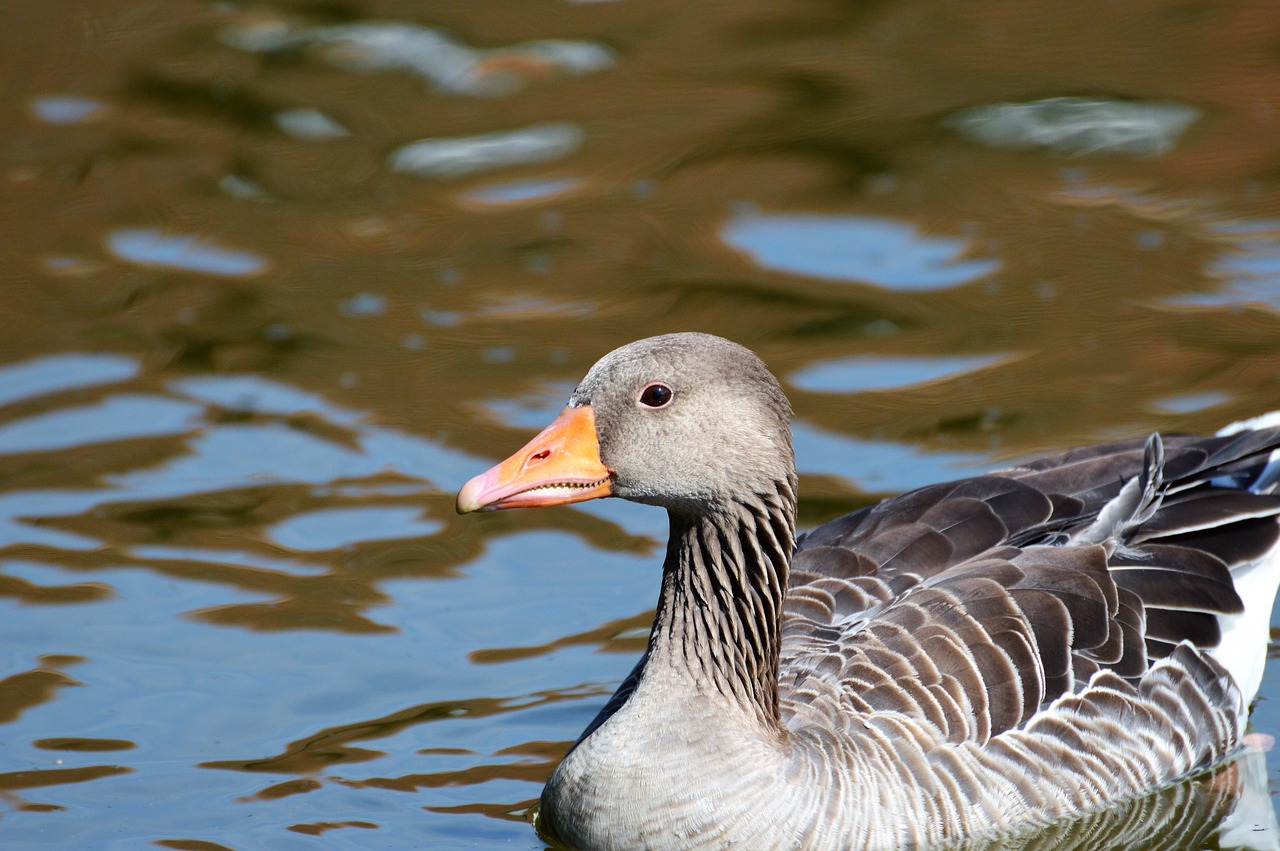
[106, 229, 268, 277]
[722, 213, 1000, 289]
[790, 354, 1008, 394]
[268, 507, 444, 552]
[0, 353, 138, 407]
[0, 395, 201, 455]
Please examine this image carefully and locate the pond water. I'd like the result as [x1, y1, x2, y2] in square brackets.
[2, 1, 1280, 849]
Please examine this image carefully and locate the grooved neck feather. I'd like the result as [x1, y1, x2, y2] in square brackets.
[648, 478, 797, 729]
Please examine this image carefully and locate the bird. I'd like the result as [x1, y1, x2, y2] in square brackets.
[456, 332, 1280, 850]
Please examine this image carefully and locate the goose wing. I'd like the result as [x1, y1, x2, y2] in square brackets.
[781, 428, 1280, 746]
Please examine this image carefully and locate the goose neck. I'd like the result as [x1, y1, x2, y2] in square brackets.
[648, 483, 796, 728]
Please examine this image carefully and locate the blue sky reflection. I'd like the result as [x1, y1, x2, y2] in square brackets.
[791, 353, 1007, 394]
[722, 213, 1000, 290]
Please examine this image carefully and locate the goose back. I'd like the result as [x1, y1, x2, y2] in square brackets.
[768, 428, 1280, 845]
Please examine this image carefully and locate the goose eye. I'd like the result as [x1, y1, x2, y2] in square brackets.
[638, 382, 673, 408]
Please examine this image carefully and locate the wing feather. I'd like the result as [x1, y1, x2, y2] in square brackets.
[780, 425, 1280, 755]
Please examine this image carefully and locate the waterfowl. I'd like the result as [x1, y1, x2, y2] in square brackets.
[456, 333, 1280, 850]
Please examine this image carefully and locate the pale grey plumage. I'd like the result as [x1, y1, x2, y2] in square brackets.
[525, 333, 1280, 850]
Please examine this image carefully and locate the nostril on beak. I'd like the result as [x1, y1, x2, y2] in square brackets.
[519, 449, 552, 476]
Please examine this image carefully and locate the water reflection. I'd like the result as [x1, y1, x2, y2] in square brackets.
[33, 737, 135, 752]
[0, 353, 137, 407]
[722, 213, 1001, 289]
[274, 107, 349, 141]
[173, 375, 366, 426]
[268, 506, 443, 551]
[460, 177, 584, 206]
[221, 18, 614, 97]
[790, 353, 1009, 394]
[947, 96, 1201, 157]
[0, 563, 111, 605]
[105, 229, 269, 277]
[128, 545, 329, 577]
[0, 395, 200, 454]
[476, 382, 578, 429]
[954, 748, 1279, 851]
[0, 492, 105, 550]
[1175, 221, 1280, 310]
[793, 422, 989, 493]
[389, 123, 585, 178]
[28, 95, 106, 125]
[1150, 391, 1232, 415]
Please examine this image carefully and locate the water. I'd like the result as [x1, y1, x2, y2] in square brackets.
[2, 1, 1280, 848]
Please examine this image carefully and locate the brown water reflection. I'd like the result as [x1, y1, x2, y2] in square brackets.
[2, 0, 1280, 848]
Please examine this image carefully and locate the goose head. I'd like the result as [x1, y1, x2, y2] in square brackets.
[456, 333, 794, 516]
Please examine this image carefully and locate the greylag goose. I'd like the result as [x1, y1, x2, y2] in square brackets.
[456, 333, 1280, 850]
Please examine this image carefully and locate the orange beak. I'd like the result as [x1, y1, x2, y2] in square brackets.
[456, 405, 613, 513]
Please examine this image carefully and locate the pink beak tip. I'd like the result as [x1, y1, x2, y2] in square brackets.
[456, 470, 497, 514]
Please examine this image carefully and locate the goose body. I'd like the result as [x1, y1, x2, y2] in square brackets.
[457, 333, 1280, 850]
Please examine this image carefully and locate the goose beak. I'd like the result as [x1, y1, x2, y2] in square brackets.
[457, 405, 613, 513]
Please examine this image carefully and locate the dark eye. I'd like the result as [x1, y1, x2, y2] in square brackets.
[639, 382, 673, 408]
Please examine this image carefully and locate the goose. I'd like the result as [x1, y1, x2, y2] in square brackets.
[456, 332, 1280, 850]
